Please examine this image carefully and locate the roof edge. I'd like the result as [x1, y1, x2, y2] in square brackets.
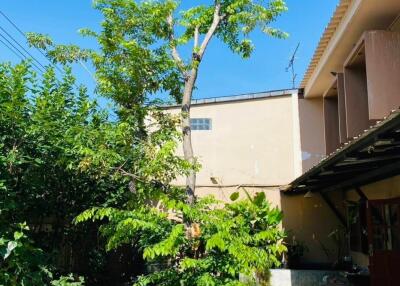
[300, 0, 352, 89]
[162, 88, 300, 108]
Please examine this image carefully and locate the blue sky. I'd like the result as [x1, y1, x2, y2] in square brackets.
[0, 1, 338, 100]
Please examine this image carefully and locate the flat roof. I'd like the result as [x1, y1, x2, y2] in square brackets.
[163, 88, 299, 108]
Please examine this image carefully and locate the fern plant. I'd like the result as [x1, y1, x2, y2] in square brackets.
[75, 191, 286, 286]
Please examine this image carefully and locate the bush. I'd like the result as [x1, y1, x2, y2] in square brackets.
[0, 222, 51, 285]
[76, 191, 286, 285]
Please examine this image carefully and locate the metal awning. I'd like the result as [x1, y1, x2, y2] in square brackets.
[282, 108, 400, 194]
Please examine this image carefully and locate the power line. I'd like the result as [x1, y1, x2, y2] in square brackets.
[0, 9, 64, 75]
[0, 9, 96, 83]
[0, 37, 24, 61]
[0, 10, 83, 89]
[0, 10, 25, 39]
[0, 25, 47, 71]
[0, 31, 44, 74]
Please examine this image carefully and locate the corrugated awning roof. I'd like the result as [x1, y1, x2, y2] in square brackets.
[281, 107, 400, 194]
[300, 0, 352, 88]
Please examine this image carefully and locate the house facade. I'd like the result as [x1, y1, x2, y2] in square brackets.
[166, 90, 346, 265]
[283, 0, 400, 285]
[167, 0, 400, 284]
[164, 89, 302, 200]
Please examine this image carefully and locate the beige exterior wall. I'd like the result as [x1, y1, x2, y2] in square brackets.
[166, 94, 300, 188]
[298, 98, 325, 172]
[281, 192, 344, 264]
[304, 1, 400, 97]
[165, 93, 343, 264]
[295, 0, 400, 270]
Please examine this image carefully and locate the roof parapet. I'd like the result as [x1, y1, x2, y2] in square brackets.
[163, 88, 299, 108]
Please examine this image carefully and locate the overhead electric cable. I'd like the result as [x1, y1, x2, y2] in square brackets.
[0, 9, 96, 83]
[0, 37, 24, 60]
[0, 31, 44, 74]
[0, 25, 47, 71]
[0, 9, 64, 74]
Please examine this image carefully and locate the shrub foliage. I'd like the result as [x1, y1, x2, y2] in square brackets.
[76, 191, 286, 285]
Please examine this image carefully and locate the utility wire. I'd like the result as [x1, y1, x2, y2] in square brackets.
[0, 31, 44, 74]
[0, 10, 84, 90]
[0, 9, 96, 83]
[0, 37, 24, 61]
[0, 25, 47, 71]
[0, 9, 64, 75]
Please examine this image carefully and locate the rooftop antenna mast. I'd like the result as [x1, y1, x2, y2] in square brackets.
[286, 42, 300, 89]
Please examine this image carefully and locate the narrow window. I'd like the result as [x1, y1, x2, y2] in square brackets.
[190, 118, 212, 131]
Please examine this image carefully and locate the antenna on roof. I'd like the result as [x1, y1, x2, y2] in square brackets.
[286, 42, 300, 89]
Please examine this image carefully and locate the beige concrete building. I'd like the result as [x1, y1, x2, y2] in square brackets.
[284, 1, 400, 285]
[167, 0, 400, 284]
[165, 91, 342, 266]
[164, 89, 302, 202]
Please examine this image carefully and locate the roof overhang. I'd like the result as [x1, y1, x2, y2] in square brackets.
[302, 0, 400, 98]
[281, 108, 400, 194]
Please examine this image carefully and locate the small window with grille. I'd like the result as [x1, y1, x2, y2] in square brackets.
[190, 118, 212, 131]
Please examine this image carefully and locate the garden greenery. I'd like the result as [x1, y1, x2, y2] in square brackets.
[27, 0, 288, 203]
[75, 191, 286, 285]
[0, 61, 188, 284]
[1, 0, 288, 285]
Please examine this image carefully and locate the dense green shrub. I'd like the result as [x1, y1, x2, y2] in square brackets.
[0, 60, 190, 284]
[76, 191, 286, 285]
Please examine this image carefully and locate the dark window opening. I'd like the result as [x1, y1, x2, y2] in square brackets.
[369, 202, 400, 251]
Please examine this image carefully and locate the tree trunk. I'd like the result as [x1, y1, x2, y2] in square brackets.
[179, 4, 221, 205]
[181, 67, 198, 205]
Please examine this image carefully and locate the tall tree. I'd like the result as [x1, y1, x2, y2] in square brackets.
[28, 0, 287, 204]
[0, 59, 188, 284]
[167, 0, 288, 204]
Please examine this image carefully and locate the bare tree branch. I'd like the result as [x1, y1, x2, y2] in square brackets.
[198, 3, 221, 59]
[194, 25, 199, 50]
[167, 14, 186, 75]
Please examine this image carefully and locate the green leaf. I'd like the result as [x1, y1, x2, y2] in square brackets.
[253, 192, 266, 206]
[13, 231, 23, 240]
[230, 192, 239, 201]
[4, 241, 17, 260]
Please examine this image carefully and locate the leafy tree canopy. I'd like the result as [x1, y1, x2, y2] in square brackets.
[0, 60, 189, 284]
[27, 0, 287, 106]
[6, 0, 290, 284]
